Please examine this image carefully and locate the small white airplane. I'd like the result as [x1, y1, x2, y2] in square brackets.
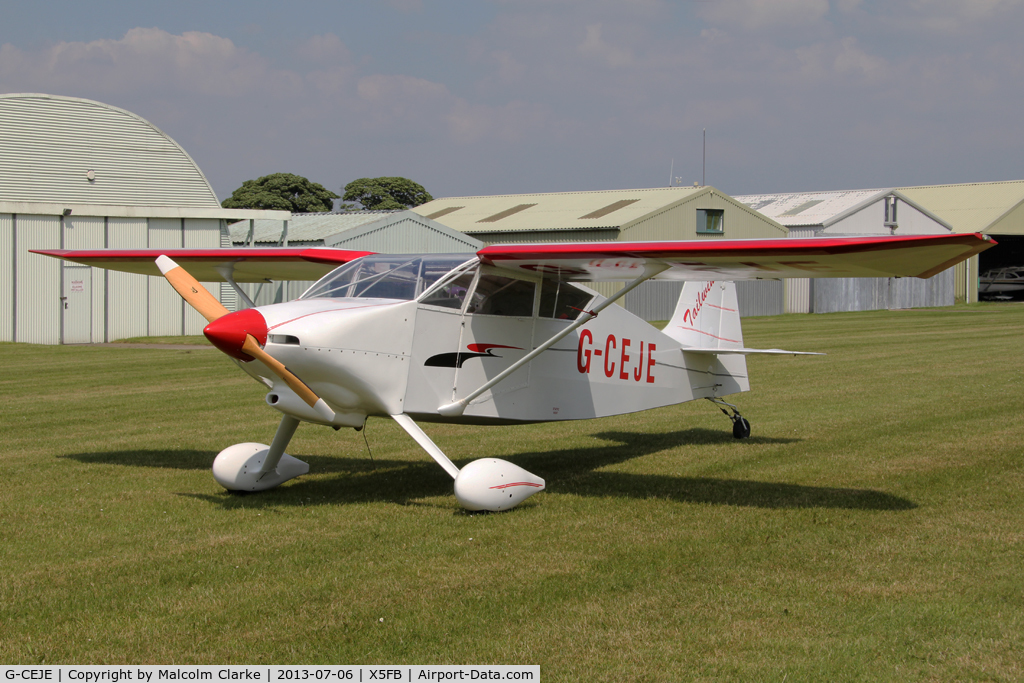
[36, 233, 992, 511]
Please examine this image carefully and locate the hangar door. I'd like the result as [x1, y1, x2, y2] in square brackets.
[62, 264, 92, 343]
[978, 235, 1024, 301]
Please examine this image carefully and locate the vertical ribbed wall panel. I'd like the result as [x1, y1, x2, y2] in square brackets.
[183, 219, 222, 334]
[62, 215, 105, 249]
[288, 281, 315, 301]
[953, 260, 967, 303]
[811, 276, 951, 313]
[63, 216, 106, 343]
[623, 280, 784, 321]
[148, 218, 184, 336]
[251, 282, 287, 307]
[623, 281, 683, 321]
[107, 218, 148, 340]
[220, 283, 238, 312]
[813, 278, 887, 313]
[183, 219, 220, 248]
[892, 270, 953, 308]
[735, 280, 784, 317]
[785, 278, 811, 313]
[968, 256, 979, 303]
[0, 214, 12, 341]
[15, 215, 61, 343]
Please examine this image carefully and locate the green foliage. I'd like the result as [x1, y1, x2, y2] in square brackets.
[221, 173, 340, 213]
[341, 177, 433, 211]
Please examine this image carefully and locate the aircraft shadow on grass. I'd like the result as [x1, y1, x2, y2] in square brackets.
[61, 428, 916, 512]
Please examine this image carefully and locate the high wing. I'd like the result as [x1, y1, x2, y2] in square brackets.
[35, 234, 992, 284]
[30, 247, 375, 282]
[478, 233, 994, 281]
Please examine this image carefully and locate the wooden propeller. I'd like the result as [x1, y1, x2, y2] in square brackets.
[155, 255, 336, 422]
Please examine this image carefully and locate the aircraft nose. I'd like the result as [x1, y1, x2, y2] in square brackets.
[203, 308, 268, 361]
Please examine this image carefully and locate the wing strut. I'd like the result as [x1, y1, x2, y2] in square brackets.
[215, 265, 257, 309]
[437, 263, 669, 417]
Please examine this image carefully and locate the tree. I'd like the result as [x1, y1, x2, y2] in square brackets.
[341, 177, 433, 211]
[221, 173, 340, 213]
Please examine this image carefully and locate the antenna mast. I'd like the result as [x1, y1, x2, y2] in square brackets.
[702, 128, 706, 187]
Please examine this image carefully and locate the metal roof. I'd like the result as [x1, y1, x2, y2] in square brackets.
[229, 210, 482, 252]
[734, 189, 890, 228]
[411, 186, 706, 232]
[898, 180, 1024, 234]
[738, 180, 1024, 235]
[324, 212, 482, 252]
[230, 211, 400, 244]
[0, 93, 220, 207]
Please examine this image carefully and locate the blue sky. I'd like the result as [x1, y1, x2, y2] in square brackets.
[2, 0, 1022, 202]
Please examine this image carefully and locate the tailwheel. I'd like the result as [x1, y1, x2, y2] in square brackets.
[732, 416, 751, 439]
[707, 398, 750, 439]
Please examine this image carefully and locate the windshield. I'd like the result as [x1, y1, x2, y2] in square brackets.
[300, 254, 475, 301]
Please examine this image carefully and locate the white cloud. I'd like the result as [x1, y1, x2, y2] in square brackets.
[446, 99, 552, 144]
[577, 24, 635, 67]
[356, 73, 448, 103]
[874, 0, 1024, 35]
[296, 34, 352, 65]
[911, 0, 1023, 20]
[0, 27, 297, 97]
[1, 5, 1022, 201]
[832, 37, 886, 82]
[695, 0, 830, 30]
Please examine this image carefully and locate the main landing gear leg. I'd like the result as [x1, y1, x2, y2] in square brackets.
[390, 413, 545, 512]
[707, 398, 751, 439]
[211, 414, 310, 491]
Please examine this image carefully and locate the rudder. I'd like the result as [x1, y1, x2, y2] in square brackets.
[663, 281, 745, 351]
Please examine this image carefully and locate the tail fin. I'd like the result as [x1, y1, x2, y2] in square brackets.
[663, 281, 745, 351]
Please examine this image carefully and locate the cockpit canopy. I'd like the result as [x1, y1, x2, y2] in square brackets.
[301, 254, 473, 301]
[301, 253, 594, 320]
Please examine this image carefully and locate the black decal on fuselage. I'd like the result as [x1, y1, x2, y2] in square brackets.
[424, 351, 496, 368]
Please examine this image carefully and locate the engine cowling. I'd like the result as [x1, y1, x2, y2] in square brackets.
[454, 458, 545, 511]
[212, 442, 309, 491]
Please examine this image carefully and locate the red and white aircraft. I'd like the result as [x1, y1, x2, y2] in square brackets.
[36, 233, 992, 511]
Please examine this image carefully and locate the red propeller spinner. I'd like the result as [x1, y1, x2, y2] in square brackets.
[203, 308, 268, 362]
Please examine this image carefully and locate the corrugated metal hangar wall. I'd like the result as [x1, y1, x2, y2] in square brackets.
[735, 189, 957, 314]
[0, 93, 283, 344]
[2, 213, 225, 344]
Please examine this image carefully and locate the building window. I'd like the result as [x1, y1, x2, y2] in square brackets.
[697, 208, 724, 234]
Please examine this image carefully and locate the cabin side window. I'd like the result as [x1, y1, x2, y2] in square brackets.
[467, 274, 537, 317]
[538, 279, 593, 320]
[419, 270, 476, 310]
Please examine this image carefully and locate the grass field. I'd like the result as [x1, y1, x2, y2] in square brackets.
[2, 304, 1023, 680]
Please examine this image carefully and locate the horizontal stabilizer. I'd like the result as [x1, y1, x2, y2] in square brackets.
[682, 347, 823, 356]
